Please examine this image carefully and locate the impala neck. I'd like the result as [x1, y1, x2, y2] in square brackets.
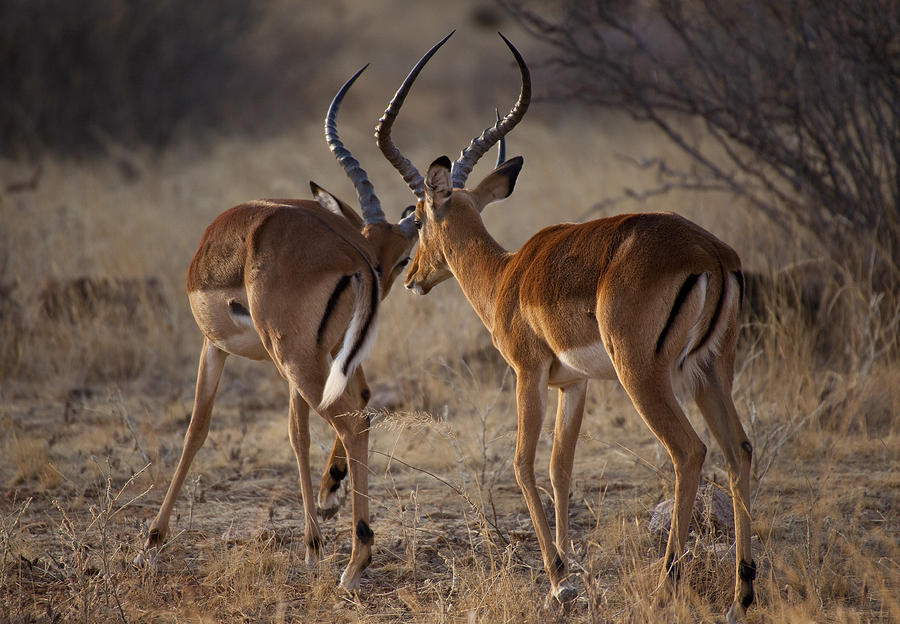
[442, 208, 510, 331]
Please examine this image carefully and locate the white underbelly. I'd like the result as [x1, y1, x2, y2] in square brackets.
[215, 325, 269, 360]
[189, 290, 270, 360]
[551, 341, 618, 384]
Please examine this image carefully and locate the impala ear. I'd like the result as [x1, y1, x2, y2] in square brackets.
[310, 181, 364, 229]
[472, 155, 523, 211]
[424, 156, 452, 215]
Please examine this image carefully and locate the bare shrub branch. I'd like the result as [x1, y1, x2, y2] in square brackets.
[504, 0, 900, 283]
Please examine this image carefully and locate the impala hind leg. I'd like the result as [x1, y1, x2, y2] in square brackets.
[144, 338, 227, 553]
[284, 361, 373, 591]
[318, 368, 369, 519]
[327, 408, 372, 590]
[619, 371, 706, 597]
[694, 363, 754, 623]
[548, 379, 588, 602]
[287, 388, 325, 564]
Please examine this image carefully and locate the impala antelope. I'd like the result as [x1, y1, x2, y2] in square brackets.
[394, 33, 756, 623]
[136, 44, 457, 589]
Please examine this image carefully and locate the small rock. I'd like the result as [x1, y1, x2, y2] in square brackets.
[648, 482, 735, 537]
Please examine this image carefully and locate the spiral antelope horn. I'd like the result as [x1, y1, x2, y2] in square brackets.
[375, 31, 455, 201]
[325, 64, 385, 224]
[451, 33, 530, 189]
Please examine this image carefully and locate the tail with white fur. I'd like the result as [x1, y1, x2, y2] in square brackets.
[320, 266, 380, 409]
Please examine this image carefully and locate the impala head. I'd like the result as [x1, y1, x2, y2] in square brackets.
[312, 63, 420, 297]
[365, 31, 530, 295]
[406, 155, 523, 294]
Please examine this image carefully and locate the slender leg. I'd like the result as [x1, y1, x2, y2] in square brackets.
[328, 408, 372, 590]
[694, 362, 754, 622]
[145, 338, 227, 550]
[279, 356, 372, 590]
[617, 369, 706, 596]
[547, 379, 587, 601]
[251, 269, 375, 589]
[318, 437, 347, 519]
[513, 367, 571, 601]
[319, 367, 368, 518]
[287, 387, 324, 563]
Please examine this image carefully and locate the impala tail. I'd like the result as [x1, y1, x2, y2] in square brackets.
[320, 266, 381, 409]
[667, 267, 742, 397]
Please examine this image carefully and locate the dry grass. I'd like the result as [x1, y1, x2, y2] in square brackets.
[2, 3, 899, 622]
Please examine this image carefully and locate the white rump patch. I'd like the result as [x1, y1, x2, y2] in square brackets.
[674, 273, 710, 367]
[672, 272, 739, 399]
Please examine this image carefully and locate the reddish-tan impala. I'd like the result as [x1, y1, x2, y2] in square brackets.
[397, 34, 756, 623]
[137, 37, 456, 589]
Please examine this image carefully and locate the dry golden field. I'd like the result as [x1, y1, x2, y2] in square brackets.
[2, 2, 899, 623]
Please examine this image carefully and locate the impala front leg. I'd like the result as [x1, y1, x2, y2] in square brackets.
[142, 338, 226, 559]
[514, 368, 571, 603]
[318, 438, 347, 519]
[548, 379, 587, 602]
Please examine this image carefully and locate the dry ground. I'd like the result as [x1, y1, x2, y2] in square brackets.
[2, 3, 899, 622]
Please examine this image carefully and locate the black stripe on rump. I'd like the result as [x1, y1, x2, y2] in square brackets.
[342, 265, 379, 375]
[317, 274, 351, 346]
[656, 273, 700, 354]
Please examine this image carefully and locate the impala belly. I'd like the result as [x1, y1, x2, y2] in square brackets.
[188, 289, 269, 360]
[550, 341, 618, 385]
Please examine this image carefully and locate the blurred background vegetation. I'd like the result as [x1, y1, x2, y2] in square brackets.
[2, 1, 262, 155]
[2, 0, 895, 382]
[0, 0, 514, 158]
[3, 0, 895, 278]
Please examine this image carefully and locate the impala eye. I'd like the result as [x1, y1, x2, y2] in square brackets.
[398, 257, 410, 268]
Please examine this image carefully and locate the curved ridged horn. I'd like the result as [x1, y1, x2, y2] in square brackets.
[451, 33, 530, 189]
[325, 64, 385, 224]
[375, 31, 455, 201]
